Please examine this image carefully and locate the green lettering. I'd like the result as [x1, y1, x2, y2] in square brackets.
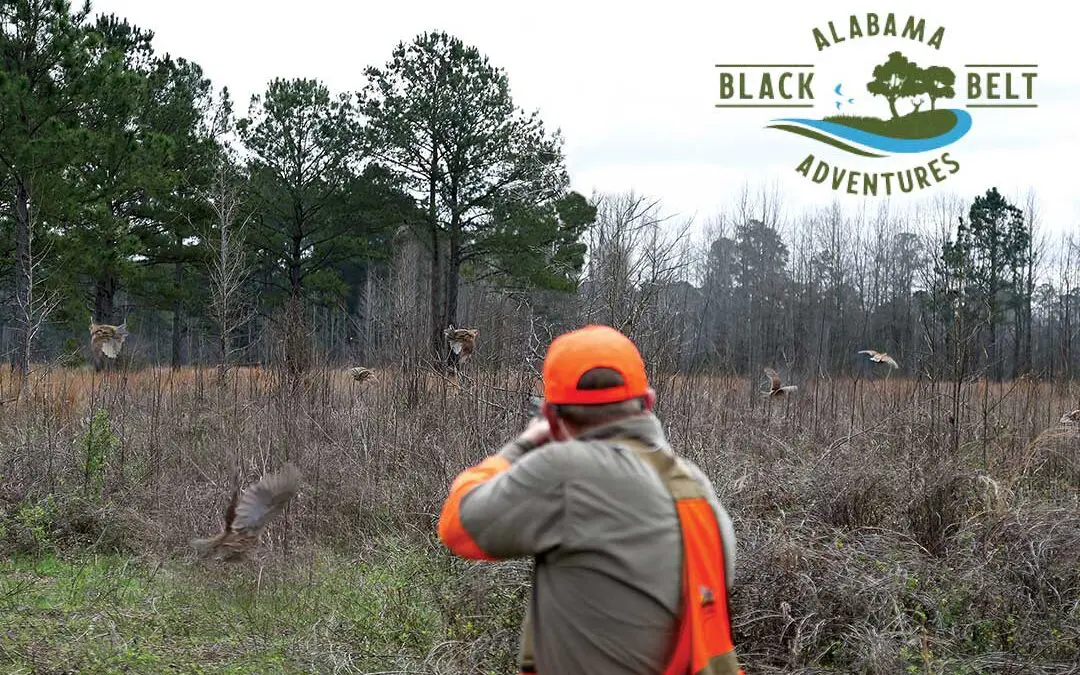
[795, 154, 815, 176]
[828, 20, 845, 44]
[759, 74, 775, 99]
[902, 17, 925, 42]
[881, 171, 894, 196]
[863, 172, 878, 196]
[1023, 72, 1038, 98]
[847, 171, 860, 195]
[928, 159, 946, 182]
[813, 28, 830, 50]
[778, 72, 792, 99]
[831, 166, 847, 190]
[941, 152, 960, 174]
[913, 166, 931, 189]
[967, 73, 981, 99]
[867, 13, 879, 36]
[927, 26, 944, 49]
[897, 169, 914, 193]
[849, 15, 863, 38]
[884, 13, 897, 37]
[719, 72, 734, 100]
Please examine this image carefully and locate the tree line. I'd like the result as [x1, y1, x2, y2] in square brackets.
[3, 1, 1078, 384]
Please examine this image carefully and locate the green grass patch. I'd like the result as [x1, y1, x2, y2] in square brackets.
[823, 109, 957, 139]
[0, 537, 467, 674]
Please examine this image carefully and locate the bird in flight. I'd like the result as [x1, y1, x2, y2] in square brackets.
[834, 83, 855, 111]
[90, 321, 128, 361]
[191, 464, 302, 561]
[858, 350, 899, 369]
[762, 367, 798, 397]
[347, 366, 377, 383]
[444, 325, 479, 366]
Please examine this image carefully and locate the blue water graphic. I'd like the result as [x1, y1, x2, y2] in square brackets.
[770, 109, 972, 154]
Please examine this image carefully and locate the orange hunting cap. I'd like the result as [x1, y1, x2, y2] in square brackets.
[542, 325, 649, 405]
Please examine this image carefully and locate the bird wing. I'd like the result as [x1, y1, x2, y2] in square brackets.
[858, 350, 879, 357]
[781, 385, 799, 393]
[763, 368, 781, 390]
[450, 341, 463, 355]
[882, 355, 899, 368]
[223, 485, 240, 530]
[231, 464, 302, 534]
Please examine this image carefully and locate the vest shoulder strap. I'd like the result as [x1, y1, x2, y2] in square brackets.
[615, 437, 707, 501]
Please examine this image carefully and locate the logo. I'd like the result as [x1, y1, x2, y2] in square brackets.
[715, 13, 1038, 197]
[699, 584, 715, 607]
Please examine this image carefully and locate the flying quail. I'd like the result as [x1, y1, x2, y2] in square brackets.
[90, 321, 128, 360]
[347, 366, 377, 383]
[444, 325, 479, 365]
[858, 349, 899, 369]
[191, 463, 302, 561]
[763, 367, 798, 397]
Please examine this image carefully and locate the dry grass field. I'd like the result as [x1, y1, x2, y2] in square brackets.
[1, 363, 1078, 673]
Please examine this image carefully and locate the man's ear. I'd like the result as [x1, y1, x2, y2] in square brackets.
[542, 402, 571, 441]
[643, 388, 657, 411]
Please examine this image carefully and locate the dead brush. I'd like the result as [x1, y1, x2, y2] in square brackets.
[0, 363, 1077, 672]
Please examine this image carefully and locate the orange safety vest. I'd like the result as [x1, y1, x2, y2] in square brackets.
[518, 438, 745, 675]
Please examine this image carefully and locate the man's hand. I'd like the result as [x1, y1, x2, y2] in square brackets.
[517, 415, 552, 450]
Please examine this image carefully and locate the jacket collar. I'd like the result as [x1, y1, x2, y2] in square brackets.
[570, 412, 670, 450]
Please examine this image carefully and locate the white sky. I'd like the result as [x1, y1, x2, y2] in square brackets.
[92, 0, 1078, 242]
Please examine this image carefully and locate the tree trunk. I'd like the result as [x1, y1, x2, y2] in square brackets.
[171, 258, 184, 370]
[427, 144, 444, 357]
[289, 233, 303, 300]
[13, 180, 30, 378]
[887, 97, 899, 118]
[94, 270, 117, 324]
[445, 210, 462, 331]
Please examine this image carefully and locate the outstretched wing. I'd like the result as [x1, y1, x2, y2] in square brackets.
[450, 341, 463, 355]
[858, 350, 879, 358]
[881, 354, 899, 368]
[231, 464, 302, 534]
[101, 338, 123, 359]
[763, 367, 781, 390]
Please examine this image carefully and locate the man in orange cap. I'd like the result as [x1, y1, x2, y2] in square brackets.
[438, 325, 743, 675]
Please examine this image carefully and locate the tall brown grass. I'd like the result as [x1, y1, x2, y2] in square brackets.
[1, 362, 1077, 673]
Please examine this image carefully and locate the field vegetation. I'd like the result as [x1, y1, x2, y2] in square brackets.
[1, 365, 1076, 673]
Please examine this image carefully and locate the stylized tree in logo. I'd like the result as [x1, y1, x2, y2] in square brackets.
[866, 51, 921, 118]
[867, 51, 956, 117]
[917, 65, 956, 110]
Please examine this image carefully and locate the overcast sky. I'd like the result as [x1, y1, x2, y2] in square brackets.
[91, 0, 1078, 241]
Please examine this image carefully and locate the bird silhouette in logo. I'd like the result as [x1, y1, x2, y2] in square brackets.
[834, 83, 855, 111]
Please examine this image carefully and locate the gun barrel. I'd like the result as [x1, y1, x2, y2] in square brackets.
[527, 396, 543, 418]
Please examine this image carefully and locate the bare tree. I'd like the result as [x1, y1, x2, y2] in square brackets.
[580, 191, 692, 349]
[200, 162, 254, 382]
[14, 197, 61, 395]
